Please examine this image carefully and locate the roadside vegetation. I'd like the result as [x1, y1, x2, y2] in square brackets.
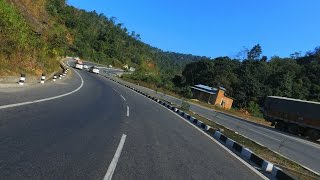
[1, 0, 203, 77]
[3, 0, 318, 115]
[124, 45, 320, 121]
[0, 0, 60, 76]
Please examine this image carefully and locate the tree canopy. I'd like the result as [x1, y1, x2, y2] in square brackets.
[176, 45, 320, 113]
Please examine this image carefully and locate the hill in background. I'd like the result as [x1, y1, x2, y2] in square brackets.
[1, 0, 319, 112]
[0, 0, 205, 77]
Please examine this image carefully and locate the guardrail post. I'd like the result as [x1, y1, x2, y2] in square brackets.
[40, 74, 46, 84]
[18, 74, 26, 85]
[53, 74, 57, 82]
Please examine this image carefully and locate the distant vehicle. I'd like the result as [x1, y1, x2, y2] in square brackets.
[75, 63, 83, 70]
[264, 96, 320, 140]
[108, 65, 113, 68]
[89, 66, 99, 74]
[75, 59, 83, 70]
[83, 64, 89, 70]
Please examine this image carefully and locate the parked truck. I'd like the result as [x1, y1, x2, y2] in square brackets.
[264, 96, 320, 140]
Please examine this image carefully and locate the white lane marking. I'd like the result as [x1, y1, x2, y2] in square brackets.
[103, 134, 127, 180]
[106, 80, 268, 179]
[179, 119, 269, 180]
[120, 95, 126, 101]
[0, 61, 84, 110]
[248, 129, 281, 142]
[126, 106, 129, 117]
[130, 75, 320, 148]
[112, 78, 320, 149]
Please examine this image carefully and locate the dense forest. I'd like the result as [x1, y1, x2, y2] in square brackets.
[1, 0, 319, 114]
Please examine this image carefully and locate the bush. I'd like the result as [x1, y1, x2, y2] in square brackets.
[181, 99, 190, 111]
[180, 87, 193, 98]
[247, 101, 263, 117]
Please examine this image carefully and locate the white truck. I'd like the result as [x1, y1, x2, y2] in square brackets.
[75, 60, 83, 70]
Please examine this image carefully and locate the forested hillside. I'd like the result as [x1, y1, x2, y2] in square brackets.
[1, 0, 319, 114]
[46, 0, 206, 79]
[0, 0, 203, 77]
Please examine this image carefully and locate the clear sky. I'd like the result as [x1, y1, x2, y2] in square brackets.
[67, 0, 320, 58]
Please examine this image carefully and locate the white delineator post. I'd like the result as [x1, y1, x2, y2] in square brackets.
[18, 74, 26, 85]
[53, 74, 57, 81]
[40, 74, 46, 84]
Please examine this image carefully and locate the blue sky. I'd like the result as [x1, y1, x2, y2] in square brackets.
[67, 0, 320, 58]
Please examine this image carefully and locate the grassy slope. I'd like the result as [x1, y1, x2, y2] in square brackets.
[1, 0, 198, 78]
[0, 0, 61, 76]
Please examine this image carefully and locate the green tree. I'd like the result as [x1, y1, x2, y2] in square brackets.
[247, 44, 262, 61]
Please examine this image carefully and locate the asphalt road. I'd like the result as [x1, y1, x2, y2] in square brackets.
[0, 62, 265, 179]
[83, 61, 124, 76]
[0, 70, 80, 106]
[103, 69, 320, 174]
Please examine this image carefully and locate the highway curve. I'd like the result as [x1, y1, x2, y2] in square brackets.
[112, 73, 320, 174]
[0, 63, 266, 179]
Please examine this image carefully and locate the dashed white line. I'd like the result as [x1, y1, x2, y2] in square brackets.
[0, 61, 84, 110]
[120, 95, 126, 101]
[126, 106, 130, 117]
[103, 134, 127, 180]
[125, 90, 268, 180]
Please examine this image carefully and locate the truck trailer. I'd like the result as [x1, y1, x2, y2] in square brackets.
[264, 96, 320, 140]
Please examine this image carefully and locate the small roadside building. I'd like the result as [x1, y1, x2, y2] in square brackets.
[191, 84, 233, 109]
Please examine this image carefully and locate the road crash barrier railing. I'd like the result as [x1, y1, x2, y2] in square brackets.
[101, 75, 294, 180]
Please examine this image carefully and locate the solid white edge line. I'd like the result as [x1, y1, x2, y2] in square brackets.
[103, 134, 127, 180]
[126, 106, 129, 117]
[0, 60, 84, 110]
[106, 78, 268, 180]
